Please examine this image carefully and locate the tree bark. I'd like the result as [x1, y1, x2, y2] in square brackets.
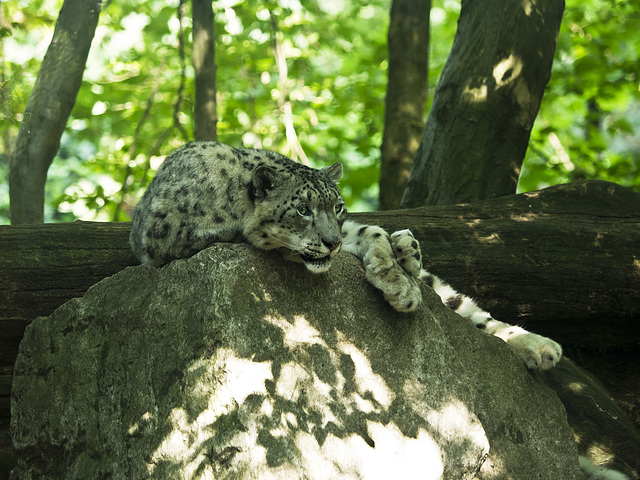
[8, 0, 102, 224]
[400, 0, 565, 208]
[379, 0, 429, 210]
[192, 0, 217, 141]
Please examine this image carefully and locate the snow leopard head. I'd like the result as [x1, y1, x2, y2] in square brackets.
[246, 161, 346, 273]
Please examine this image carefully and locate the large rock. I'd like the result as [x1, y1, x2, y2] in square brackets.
[536, 359, 640, 478]
[11, 244, 583, 479]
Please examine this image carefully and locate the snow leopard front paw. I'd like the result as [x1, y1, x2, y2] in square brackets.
[390, 229, 422, 279]
[507, 331, 563, 370]
[363, 243, 422, 313]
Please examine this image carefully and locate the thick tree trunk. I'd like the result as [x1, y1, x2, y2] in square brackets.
[8, 0, 101, 224]
[401, 0, 565, 207]
[379, 0, 429, 210]
[192, 0, 217, 141]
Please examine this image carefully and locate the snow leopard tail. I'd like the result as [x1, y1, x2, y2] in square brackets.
[579, 456, 630, 480]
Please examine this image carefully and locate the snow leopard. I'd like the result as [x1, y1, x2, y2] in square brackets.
[130, 141, 562, 371]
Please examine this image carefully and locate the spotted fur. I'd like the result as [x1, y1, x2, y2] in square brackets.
[130, 141, 345, 272]
[418, 269, 562, 370]
[131, 141, 560, 369]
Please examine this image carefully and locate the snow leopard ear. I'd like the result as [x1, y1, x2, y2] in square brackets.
[322, 162, 342, 183]
[250, 165, 282, 200]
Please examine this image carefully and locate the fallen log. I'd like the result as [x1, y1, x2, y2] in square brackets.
[1, 180, 638, 361]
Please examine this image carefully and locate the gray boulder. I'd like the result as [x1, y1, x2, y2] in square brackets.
[11, 244, 583, 479]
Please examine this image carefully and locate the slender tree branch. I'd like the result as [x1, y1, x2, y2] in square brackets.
[173, 0, 189, 141]
[112, 59, 168, 221]
[268, 10, 310, 166]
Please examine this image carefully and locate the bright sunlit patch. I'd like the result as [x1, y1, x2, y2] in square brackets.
[462, 81, 488, 103]
[426, 400, 489, 451]
[317, 0, 345, 16]
[337, 339, 395, 409]
[568, 382, 586, 394]
[509, 213, 537, 222]
[91, 101, 108, 116]
[430, 7, 447, 25]
[359, 5, 376, 19]
[264, 314, 326, 348]
[492, 54, 522, 88]
[548, 132, 575, 172]
[128, 411, 154, 436]
[70, 119, 88, 131]
[149, 155, 164, 171]
[223, 7, 243, 35]
[296, 422, 443, 480]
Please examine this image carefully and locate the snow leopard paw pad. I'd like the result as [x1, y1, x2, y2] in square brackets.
[390, 229, 422, 279]
[508, 332, 563, 370]
[363, 240, 422, 313]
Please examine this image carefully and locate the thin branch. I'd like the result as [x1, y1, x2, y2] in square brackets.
[112, 59, 168, 221]
[0, 8, 13, 161]
[174, 0, 189, 141]
[268, 10, 310, 166]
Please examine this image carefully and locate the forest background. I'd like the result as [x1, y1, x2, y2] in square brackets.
[0, 0, 639, 224]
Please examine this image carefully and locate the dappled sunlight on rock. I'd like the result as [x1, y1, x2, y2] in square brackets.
[264, 314, 327, 348]
[10, 244, 584, 478]
[300, 422, 444, 480]
[143, 339, 448, 479]
[148, 351, 274, 477]
[148, 321, 453, 479]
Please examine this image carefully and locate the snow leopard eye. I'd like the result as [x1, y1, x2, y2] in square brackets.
[297, 204, 312, 217]
[334, 203, 345, 215]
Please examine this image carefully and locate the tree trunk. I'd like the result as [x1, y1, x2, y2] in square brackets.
[192, 0, 217, 141]
[379, 0, 429, 210]
[400, 0, 565, 208]
[8, 0, 102, 224]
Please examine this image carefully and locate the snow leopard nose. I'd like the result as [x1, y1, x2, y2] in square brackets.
[322, 239, 341, 252]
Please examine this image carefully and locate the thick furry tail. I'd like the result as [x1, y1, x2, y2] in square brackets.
[579, 456, 629, 480]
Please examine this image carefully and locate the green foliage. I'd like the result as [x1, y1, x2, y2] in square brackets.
[1, 0, 394, 223]
[518, 0, 640, 193]
[0, 0, 638, 224]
